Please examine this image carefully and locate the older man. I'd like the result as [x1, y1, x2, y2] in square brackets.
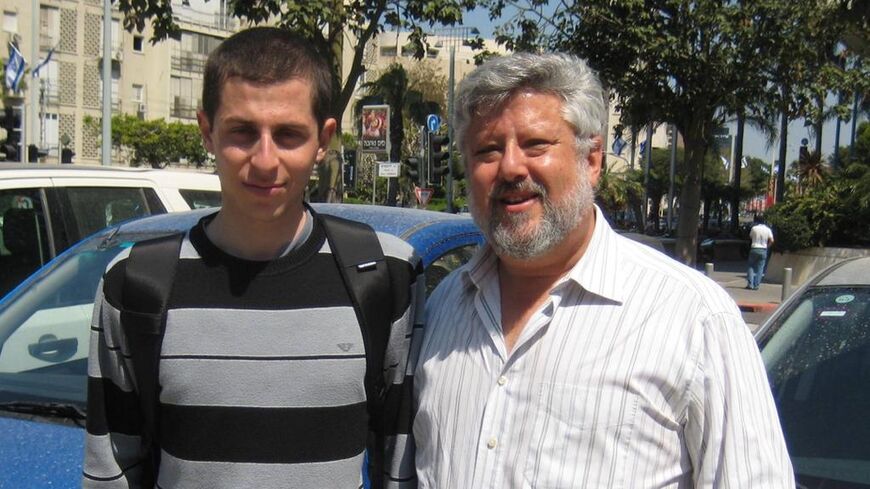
[413, 52, 794, 488]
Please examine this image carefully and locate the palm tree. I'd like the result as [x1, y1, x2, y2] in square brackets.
[797, 149, 828, 191]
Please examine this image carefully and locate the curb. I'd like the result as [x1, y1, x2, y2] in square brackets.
[737, 302, 780, 313]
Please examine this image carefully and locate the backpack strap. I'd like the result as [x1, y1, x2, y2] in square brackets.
[318, 213, 392, 488]
[120, 232, 184, 486]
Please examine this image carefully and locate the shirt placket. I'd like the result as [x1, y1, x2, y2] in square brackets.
[470, 292, 557, 488]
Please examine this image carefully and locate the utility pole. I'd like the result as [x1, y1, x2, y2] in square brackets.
[29, 0, 39, 161]
[101, 0, 112, 166]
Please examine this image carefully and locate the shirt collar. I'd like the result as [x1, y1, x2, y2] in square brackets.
[461, 205, 625, 304]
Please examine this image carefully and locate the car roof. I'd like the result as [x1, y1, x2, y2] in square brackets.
[814, 256, 870, 287]
[0, 164, 220, 189]
[70, 203, 484, 268]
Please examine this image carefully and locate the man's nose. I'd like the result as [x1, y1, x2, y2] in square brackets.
[497, 143, 530, 183]
[250, 132, 279, 170]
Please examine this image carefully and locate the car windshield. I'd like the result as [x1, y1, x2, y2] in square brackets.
[0, 236, 135, 410]
[759, 286, 870, 488]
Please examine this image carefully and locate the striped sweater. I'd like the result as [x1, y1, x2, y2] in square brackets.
[83, 210, 421, 488]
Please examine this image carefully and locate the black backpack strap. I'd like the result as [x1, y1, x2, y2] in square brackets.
[318, 213, 392, 488]
[120, 232, 184, 486]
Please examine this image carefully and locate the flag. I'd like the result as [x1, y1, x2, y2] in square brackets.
[639, 141, 647, 155]
[32, 47, 55, 78]
[741, 156, 749, 168]
[720, 155, 730, 170]
[611, 136, 627, 156]
[5, 42, 26, 92]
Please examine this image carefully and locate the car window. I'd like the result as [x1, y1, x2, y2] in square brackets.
[179, 189, 222, 209]
[0, 189, 51, 298]
[760, 287, 870, 488]
[64, 187, 164, 239]
[0, 242, 127, 406]
[425, 244, 479, 295]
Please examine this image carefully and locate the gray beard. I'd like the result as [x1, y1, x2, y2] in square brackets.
[470, 164, 595, 260]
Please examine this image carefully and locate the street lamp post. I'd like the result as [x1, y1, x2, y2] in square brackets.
[435, 26, 479, 214]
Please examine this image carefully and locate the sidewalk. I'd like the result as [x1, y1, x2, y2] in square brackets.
[700, 260, 784, 331]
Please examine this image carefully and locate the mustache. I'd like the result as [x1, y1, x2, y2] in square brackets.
[489, 179, 547, 200]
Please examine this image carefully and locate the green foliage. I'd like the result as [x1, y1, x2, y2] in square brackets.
[116, 0, 476, 129]
[84, 114, 209, 168]
[765, 161, 870, 251]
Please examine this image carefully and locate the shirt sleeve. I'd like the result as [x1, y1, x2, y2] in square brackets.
[82, 272, 151, 488]
[684, 311, 795, 488]
[379, 258, 424, 489]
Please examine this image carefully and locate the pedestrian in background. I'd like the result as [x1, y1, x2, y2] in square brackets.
[747, 214, 775, 290]
[413, 52, 794, 488]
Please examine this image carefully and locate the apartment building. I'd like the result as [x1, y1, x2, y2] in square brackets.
[1, 0, 240, 165]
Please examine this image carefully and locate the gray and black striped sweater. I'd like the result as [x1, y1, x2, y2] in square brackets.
[83, 210, 421, 488]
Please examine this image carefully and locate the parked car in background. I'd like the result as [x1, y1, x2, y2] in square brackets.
[755, 256, 870, 489]
[0, 203, 484, 488]
[0, 164, 221, 296]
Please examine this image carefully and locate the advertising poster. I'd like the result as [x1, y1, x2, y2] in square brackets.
[361, 105, 390, 154]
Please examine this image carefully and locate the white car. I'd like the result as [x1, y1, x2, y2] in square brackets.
[0, 164, 221, 297]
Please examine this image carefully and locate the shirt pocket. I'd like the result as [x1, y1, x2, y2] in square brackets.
[523, 383, 639, 489]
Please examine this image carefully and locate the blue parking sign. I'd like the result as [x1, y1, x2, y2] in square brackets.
[426, 114, 441, 133]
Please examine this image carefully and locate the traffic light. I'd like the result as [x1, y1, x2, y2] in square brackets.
[403, 157, 421, 185]
[429, 133, 450, 185]
[1, 107, 22, 162]
[342, 149, 357, 189]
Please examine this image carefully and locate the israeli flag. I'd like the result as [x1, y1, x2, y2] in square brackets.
[720, 155, 730, 170]
[5, 42, 26, 92]
[741, 156, 749, 168]
[32, 47, 55, 78]
[639, 141, 647, 155]
[611, 136, 627, 156]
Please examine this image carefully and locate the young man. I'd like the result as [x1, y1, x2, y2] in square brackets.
[747, 214, 775, 290]
[413, 52, 794, 488]
[84, 27, 420, 488]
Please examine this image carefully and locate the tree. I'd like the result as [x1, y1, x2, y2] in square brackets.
[84, 114, 209, 168]
[488, 0, 861, 264]
[117, 0, 475, 132]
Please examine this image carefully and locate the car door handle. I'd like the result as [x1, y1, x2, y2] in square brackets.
[28, 335, 78, 363]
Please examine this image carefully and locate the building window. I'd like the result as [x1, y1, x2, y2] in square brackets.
[100, 18, 122, 55]
[42, 113, 60, 159]
[39, 7, 60, 49]
[36, 59, 59, 105]
[133, 35, 143, 52]
[2, 11, 17, 33]
[132, 84, 144, 103]
[170, 75, 201, 119]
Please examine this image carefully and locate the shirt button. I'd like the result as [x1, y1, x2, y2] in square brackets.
[497, 376, 507, 386]
[486, 438, 498, 449]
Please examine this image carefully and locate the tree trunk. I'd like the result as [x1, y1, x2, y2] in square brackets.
[730, 113, 745, 234]
[674, 122, 710, 265]
[776, 108, 788, 204]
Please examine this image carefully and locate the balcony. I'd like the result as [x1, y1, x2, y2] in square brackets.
[171, 96, 197, 120]
[171, 52, 206, 74]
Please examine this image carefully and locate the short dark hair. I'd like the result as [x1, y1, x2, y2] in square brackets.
[201, 27, 334, 129]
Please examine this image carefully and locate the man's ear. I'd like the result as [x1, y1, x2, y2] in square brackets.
[316, 118, 338, 164]
[196, 110, 215, 154]
[586, 135, 604, 187]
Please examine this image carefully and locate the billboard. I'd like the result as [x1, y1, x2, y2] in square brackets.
[361, 105, 390, 155]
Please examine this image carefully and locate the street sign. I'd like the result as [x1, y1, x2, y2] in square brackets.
[426, 114, 441, 133]
[415, 187, 434, 206]
[378, 162, 400, 178]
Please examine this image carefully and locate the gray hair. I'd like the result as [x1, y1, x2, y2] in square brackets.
[454, 52, 606, 160]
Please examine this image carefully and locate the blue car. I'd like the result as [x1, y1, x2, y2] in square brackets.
[0, 204, 483, 488]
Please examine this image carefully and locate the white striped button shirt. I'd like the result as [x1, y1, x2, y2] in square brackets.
[413, 207, 794, 488]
